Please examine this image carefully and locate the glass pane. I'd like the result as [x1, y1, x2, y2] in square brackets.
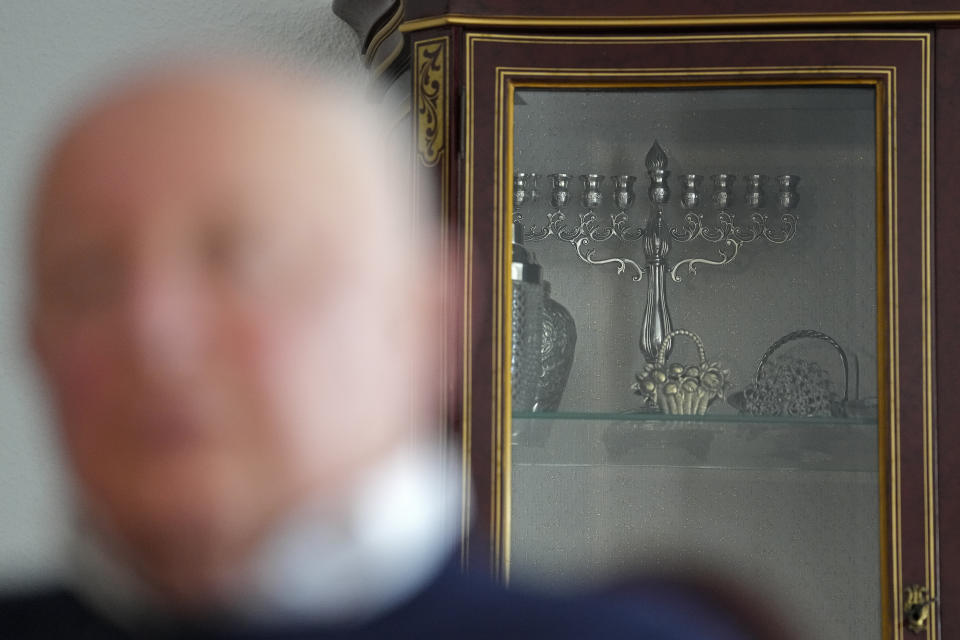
[509, 86, 878, 640]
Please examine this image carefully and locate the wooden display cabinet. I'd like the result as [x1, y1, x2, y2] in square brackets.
[335, 3, 960, 638]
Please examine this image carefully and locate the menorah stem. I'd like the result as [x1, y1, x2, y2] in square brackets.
[641, 260, 673, 364]
[640, 207, 673, 363]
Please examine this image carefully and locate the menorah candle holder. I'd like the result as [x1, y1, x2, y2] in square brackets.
[514, 140, 799, 363]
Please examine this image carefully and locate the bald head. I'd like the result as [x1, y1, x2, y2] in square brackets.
[34, 62, 416, 267]
[29, 62, 441, 608]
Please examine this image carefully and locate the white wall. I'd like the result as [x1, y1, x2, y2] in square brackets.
[0, 0, 365, 589]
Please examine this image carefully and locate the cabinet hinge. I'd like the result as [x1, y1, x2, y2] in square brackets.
[904, 584, 935, 634]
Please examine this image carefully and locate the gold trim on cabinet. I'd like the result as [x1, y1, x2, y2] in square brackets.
[501, 83, 515, 583]
[463, 31, 934, 45]
[461, 31, 475, 571]
[491, 64, 510, 581]
[365, 0, 405, 65]
[494, 65, 896, 593]
[884, 64, 901, 640]
[461, 30, 935, 638]
[401, 11, 960, 32]
[919, 34, 937, 637]
[373, 40, 405, 78]
[874, 75, 895, 640]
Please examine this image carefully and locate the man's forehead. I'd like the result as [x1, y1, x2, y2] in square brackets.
[56, 69, 350, 162]
[30, 62, 414, 265]
[37, 66, 380, 209]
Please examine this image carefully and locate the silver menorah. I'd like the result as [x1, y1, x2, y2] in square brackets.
[514, 140, 799, 363]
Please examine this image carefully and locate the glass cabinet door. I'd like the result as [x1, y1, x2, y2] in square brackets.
[455, 30, 934, 640]
[507, 85, 880, 639]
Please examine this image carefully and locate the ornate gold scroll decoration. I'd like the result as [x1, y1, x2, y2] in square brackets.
[415, 38, 446, 167]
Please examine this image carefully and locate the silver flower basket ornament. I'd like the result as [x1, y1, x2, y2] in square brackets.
[633, 329, 729, 415]
[728, 329, 849, 417]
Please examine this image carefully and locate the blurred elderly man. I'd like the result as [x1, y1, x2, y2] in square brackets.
[2, 60, 768, 639]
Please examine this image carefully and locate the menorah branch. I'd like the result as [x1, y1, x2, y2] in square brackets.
[511, 142, 800, 362]
[575, 238, 645, 282]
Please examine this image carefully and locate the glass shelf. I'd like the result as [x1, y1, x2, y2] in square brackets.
[512, 412, 877, 472]
[512, 410, 875, 425]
